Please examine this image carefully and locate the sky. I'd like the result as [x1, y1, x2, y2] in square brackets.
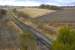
[0, 0, 75, 6]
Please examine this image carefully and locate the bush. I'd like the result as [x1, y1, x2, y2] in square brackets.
[0, 9, 7, 15]
[15, 11, 30, 20]
[51, 26, 75, 50]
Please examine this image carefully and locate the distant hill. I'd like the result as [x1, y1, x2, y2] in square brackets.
[61, 6, 75, 9]
[0, 5, 25, 9]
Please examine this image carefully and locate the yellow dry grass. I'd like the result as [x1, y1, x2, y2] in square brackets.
[17, 8, 56, 18]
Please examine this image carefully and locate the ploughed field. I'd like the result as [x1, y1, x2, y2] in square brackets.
[36, 8, 75, 22]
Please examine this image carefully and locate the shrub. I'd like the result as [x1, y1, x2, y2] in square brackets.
[51, 26, 75, 50]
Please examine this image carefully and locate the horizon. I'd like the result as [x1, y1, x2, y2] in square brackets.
[0, 0, 75, 6]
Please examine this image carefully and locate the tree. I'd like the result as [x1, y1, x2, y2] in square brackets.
[51, 26, 75, 50]
[39, 4, 46, 8]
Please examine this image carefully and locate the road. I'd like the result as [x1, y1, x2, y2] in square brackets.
[13, 16, 52, 49]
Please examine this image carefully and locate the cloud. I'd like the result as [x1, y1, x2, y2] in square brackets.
[56, 0, 75, 3]
[13, 1, 41, 6]
[0, 0, 75, 6]
[0, 0, 16, 2]
[0, 0, 41, 6]
[0, 0, 16, 5]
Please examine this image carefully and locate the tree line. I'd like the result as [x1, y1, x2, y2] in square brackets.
[39, 4, 62, 10]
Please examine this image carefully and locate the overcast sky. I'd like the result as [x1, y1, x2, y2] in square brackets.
[0, 0, 75, 6]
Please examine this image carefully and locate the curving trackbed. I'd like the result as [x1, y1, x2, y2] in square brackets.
[13, 16, 52, 50]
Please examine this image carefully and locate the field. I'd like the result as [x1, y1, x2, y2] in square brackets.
[17, 8, 56, 18]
